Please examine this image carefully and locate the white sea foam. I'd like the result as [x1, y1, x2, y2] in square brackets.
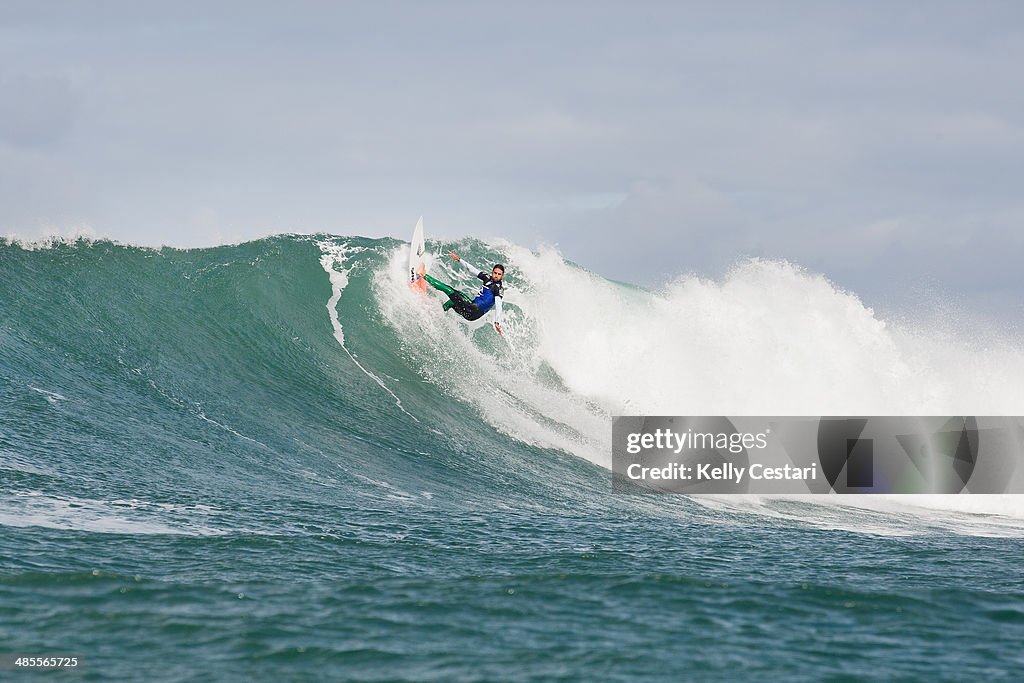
[375, 239, 1024, 527]
[318, 240, 419, 422]
[28, 386, 68, 404]
[503, 247, 1024, 417]
[688, 494, 1024, 536]
[375, 245, 609, 462]
[2, 226, 100, 250]
[0, 492, 226, 536]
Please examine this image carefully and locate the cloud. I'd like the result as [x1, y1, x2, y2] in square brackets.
[0, 74, 80, 148]
[545, 176, 755, 285]
[0, 2, 1022, 311]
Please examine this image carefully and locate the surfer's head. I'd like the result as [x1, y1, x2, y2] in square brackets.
[491, 264, 505, 281]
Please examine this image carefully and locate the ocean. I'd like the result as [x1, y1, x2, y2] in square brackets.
[2, 234, 1023, 681]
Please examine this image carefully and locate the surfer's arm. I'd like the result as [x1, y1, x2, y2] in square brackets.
[463, 259, 485, 278]
[458, 256, 485, 278]
[447, 251, 485, 279]
[493, 296, 504, 329]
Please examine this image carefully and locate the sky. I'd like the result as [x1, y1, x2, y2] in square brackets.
[2, 1, 1023, 311]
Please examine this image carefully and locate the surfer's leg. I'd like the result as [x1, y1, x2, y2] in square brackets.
[460, 305, 485, 321]
[422, 273, 457, 297]
[422, 274, 480, 319]
[450, 297, 483, 321]
[439, 292, 481, 320]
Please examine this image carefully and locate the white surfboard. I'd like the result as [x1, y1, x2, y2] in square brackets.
[408, 216, 427, 294]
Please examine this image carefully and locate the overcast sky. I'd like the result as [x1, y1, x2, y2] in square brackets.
[2, 1, 1023, 309]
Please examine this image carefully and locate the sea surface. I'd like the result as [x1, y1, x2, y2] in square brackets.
[2, 235, 1023, 681]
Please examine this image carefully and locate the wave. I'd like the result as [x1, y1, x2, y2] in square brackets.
[3, 233, 1024, 531]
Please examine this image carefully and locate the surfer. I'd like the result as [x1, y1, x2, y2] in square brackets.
[422, 252, 505, 335]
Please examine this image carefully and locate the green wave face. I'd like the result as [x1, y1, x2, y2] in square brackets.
[0, 235, 599, 518]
